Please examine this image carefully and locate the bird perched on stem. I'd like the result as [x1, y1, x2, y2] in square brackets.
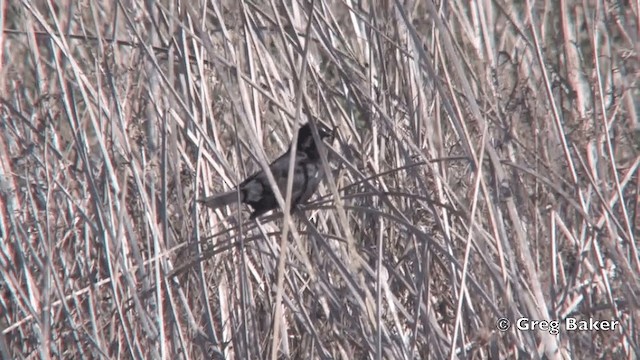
[198, 122, 332, 219]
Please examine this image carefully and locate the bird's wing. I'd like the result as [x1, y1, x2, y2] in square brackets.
[241, 150, 310, 204]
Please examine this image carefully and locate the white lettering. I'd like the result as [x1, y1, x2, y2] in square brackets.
[565, 318, 619, 331]
[516, 318, 560, 334]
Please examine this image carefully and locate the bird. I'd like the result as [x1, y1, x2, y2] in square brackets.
[198, 122, 332, 219]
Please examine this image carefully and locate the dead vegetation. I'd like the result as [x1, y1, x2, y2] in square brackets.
[0, 0, 638, 359]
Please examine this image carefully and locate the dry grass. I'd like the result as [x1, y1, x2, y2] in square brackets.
[1, 0, 638, 359]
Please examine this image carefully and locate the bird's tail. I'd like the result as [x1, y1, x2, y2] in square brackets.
[197, 190, 242, 209]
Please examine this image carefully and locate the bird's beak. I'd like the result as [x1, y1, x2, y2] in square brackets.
[317, 125, 334, 141]
[319, 128, 331, 139]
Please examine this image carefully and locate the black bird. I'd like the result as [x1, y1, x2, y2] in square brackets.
[198, 123, 332, 219]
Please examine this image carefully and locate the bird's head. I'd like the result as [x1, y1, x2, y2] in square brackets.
[296, 122, 332, 153]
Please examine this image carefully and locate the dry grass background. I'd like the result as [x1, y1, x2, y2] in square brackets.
[0, 0, 638, 359]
